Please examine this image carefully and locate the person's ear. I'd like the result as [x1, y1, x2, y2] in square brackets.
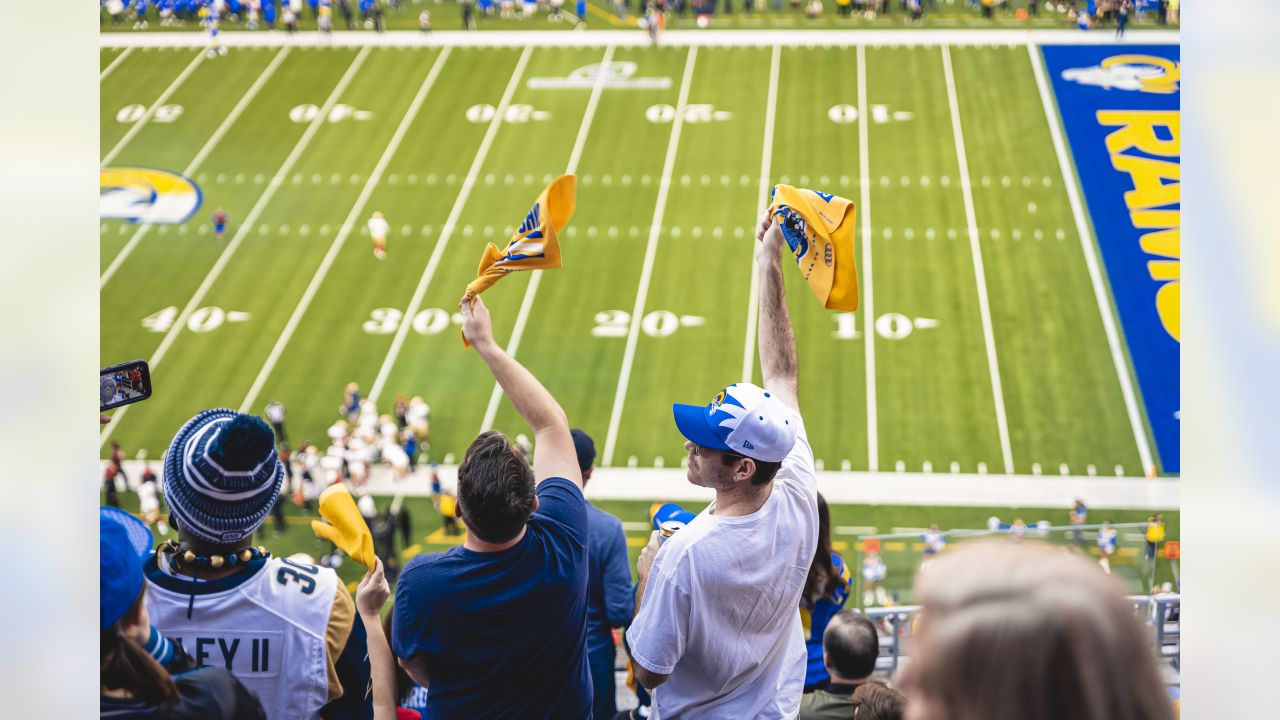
[736, 458, 756, 483]
[532, 496, 541, 514]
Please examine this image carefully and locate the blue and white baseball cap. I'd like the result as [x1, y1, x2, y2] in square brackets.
[101, 506, 154, 630]
[673, 382, 797, 462]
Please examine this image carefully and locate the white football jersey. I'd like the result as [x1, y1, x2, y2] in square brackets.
[137, 482, 160, 514]
[145, 554, 351, 720]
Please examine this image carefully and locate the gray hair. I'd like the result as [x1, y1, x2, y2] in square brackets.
[898, 542, 1173, 720]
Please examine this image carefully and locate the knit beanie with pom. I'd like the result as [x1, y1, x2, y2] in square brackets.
[162, 408, 284, 546]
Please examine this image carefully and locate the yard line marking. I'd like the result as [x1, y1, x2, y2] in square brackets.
[101, 47, 291, 289]
[479, 45, 616, 433]
[100, 47, 134, 81]
[858, 44, 878, 472]
[368, 46, 534, 404]
[1027, 44, 1153, 472]
[239, 48, 453, 415]
[100, 47, 372, 448]
[601, 47, 698, 467]
[740, 44, 781, 385]
[941, 46, 1014, 475]
[102, 51, 205, 166]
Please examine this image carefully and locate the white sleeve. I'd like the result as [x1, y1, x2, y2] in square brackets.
[626, 565, 690, 676]
[775, 415, 816, 496]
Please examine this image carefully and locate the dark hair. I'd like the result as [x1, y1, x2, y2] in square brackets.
[824, 610, 879, 681]
[803, 493, 848, 605]
[100, 592, 179, 712]
[852, 681, 906, 720]
[457, 431, 536, 544]
[718, 453, 782, 486]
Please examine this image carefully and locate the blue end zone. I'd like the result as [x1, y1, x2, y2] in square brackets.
[1042, 45, 1180, 473]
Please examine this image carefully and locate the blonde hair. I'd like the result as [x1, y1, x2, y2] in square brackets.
[899, 542, 1172, 720]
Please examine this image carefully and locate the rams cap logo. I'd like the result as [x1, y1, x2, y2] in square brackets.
[1061, 54, 1180, 95]
[100, 167, 202, 224]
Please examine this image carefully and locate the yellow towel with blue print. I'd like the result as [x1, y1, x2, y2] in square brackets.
[767, 184, 859, 312]
[462, 174, 576, 346]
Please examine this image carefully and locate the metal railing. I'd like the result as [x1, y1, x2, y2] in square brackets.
[864, 593, 1180, 676]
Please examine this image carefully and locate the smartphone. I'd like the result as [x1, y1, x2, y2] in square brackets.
[101, 360, 152, 412]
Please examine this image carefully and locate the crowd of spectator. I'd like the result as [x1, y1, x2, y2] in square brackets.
[101, 0, 1179, 31]
[100, 211, 1177, 718]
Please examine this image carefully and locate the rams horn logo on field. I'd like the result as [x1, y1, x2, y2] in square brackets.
[100, 167, 202, 224]
[1061, 54, 1180, 95]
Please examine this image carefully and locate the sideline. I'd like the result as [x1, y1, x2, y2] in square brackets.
[100, 28, 1181, 49]
[102, 459, 1179, 509]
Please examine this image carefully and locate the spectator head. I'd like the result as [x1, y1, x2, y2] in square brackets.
[852, 681, 907, 720]
[898, 542, 1173, 720]
[822, 610, 879, 683]
[101, 507, 178, 709]
[672, 382, 794, 489]
[570, 428, 596, 483]
[162, 409, 285, 551]
[457, 430, 537, 544]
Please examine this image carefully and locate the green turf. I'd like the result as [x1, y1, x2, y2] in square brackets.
[99, 0, 1179, 33]
[106, 488, 1178, 595]
[101, 43, 1158, 483]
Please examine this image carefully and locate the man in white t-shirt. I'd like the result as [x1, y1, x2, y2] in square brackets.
[368, 211, 389, 259]
[626, 210, 819, 719]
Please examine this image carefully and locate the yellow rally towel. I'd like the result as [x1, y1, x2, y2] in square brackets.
[461, 174, 576, 346]
[311, 484, 377, 572]
[766, 184, 859, 312]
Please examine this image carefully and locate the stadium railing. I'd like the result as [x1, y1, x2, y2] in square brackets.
[865, 593, 1181, 676]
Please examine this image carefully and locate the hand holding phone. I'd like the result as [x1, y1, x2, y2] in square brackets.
[100, 360, 153, 412]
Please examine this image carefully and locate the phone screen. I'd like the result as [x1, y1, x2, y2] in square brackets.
[101, 360, 153, 412]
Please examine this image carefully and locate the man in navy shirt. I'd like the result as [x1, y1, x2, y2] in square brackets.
[392, 294, 590, 719]
[572, 428, 634, 720]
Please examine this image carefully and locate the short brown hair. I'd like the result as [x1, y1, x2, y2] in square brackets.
[852, 681, 906, 720]
[717, 453, 782, 486]
[457, 431, 536, 544]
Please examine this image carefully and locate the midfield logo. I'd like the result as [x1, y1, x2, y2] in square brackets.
[100, 167, 202, 224]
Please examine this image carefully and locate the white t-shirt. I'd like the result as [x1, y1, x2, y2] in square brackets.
[627, 416, 817, 720]
[367, 216, 390, 240]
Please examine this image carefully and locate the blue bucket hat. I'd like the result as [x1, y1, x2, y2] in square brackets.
[163, 409, 284, 546]
[101, 506, 154, 631]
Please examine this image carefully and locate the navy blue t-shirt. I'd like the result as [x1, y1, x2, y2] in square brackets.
[392, 477, 591, 719]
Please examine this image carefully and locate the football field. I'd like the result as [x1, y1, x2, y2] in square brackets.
[100, 35, 1162, 480]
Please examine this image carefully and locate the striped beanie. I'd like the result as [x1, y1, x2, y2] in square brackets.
[162, 408, 284, 546]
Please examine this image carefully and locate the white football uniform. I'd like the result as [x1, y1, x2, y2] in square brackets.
[145, 554, 360, 720]
[138, 482, 160, 515]
[367, 217, 389, 240]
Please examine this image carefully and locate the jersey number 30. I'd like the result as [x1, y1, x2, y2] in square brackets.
[277, 558, 320, 595]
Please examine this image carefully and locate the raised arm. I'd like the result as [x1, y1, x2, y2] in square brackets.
[460, 295, 582, 488]
[355, 558, 396, 720]
[755, 211, 800, 412]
